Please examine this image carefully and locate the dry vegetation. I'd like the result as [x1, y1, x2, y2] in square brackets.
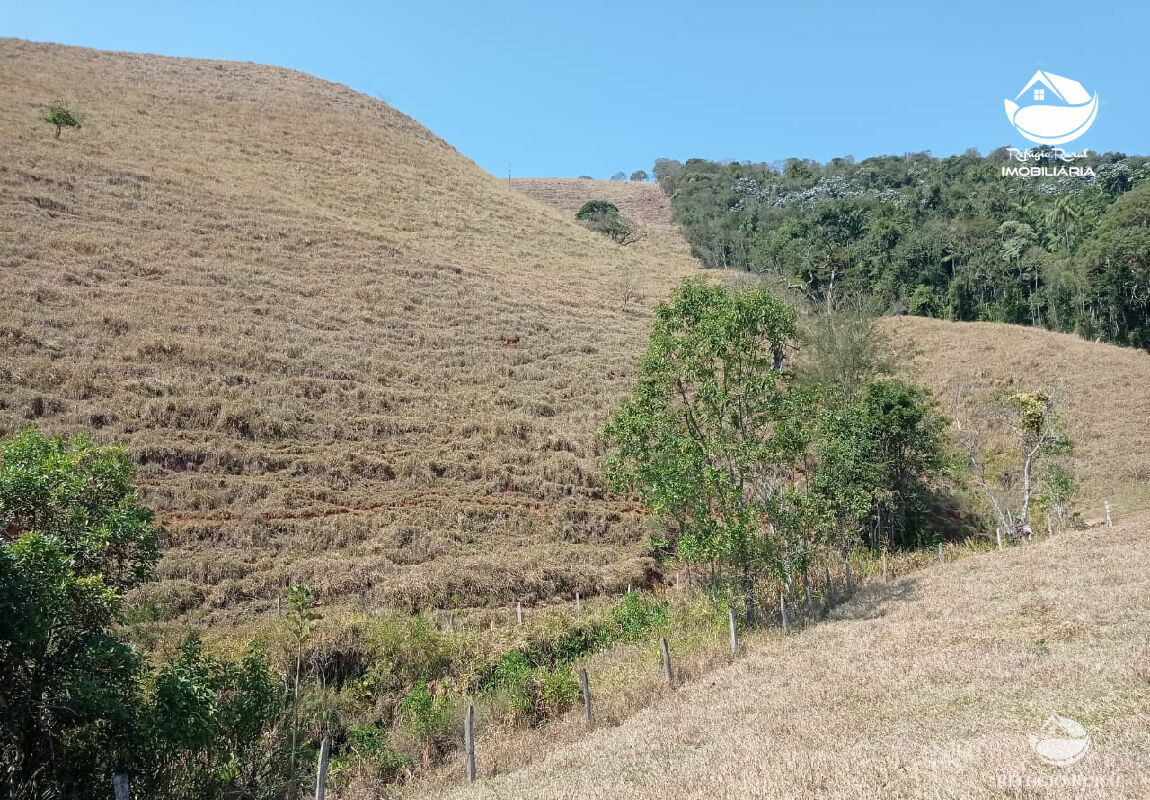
[883, 316, 1150, 518]
[0, 39, 698, 623]
[510, 177, 692, 264]
[3, 37, 1150, 800]
[427, 515, 1150, 800]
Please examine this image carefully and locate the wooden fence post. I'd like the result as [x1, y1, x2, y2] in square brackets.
[464, 704, 476, 782]
[112, 774, 129, 800]
[881, 551, 888, 581]
[996, 527, 1003, 550]
[516, 601, 522, 626]
[580, 667, 591, 724]
[728, 606, 739, 655]
[660, 637, 672, 684]
[315, 736, 331, 800]
[1105, 502, 1113, 527]
[575, 591, 581, 613]
[844, 561, 853, 594]
[938, 542, 944, 564]
[780, 592, 790, 634]
[449, 613, 456, 633]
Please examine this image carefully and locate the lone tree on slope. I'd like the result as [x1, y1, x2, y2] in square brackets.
[41, 100, 83, 139]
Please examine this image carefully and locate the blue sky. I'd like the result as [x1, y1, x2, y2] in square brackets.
[5, 1, 1146, 177]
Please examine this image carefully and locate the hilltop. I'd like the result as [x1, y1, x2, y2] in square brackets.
[0, 39, 698, 622]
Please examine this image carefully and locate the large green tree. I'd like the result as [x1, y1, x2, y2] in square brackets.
[605, 281, 801, 621]
[0, 429, 158, 796]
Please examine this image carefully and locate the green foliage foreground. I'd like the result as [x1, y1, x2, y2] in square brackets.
[0, 429, 681, 796]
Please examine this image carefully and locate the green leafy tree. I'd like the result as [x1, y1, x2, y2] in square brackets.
[41, 100, 83, 139]
[575, 200, 642, 245]
[629, 170, 649, 182]
[0, 429, 158, 797]
[808, 379, 948, 551]
[1077, 181, 1150, 348]
[605, 281, 799, 621]
[1036, 463, 1076, 529]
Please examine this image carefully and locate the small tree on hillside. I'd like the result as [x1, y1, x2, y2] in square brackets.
[575, 200, 644, 245]
[41, 100, 83, 139]
[630, 170, 649, 182]
[284, 585, 320, 792]
[963, 391, 1072, 540]
[610, 171, 626, 181]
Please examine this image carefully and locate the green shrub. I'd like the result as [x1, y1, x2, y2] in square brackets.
[575, 200, 641, 244]
[133, 635, 288, 800]
[42, 100, 83, 138]
[398, 679, 453, 766]
[576, 200, 620, 221]
[609, 590, 670, 641]
[360, 612, 455, 701]
[343, 724, 410, 782]
[536, 667, 579, 720]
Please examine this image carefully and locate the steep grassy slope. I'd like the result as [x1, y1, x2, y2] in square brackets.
[0, 39, 697, 621]
[884, 316, 1150, 518]
[435, 514, 1150, 799]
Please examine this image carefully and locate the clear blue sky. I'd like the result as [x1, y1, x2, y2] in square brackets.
[5, 1, 1147, 177]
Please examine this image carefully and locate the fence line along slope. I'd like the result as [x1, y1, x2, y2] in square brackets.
[434, 513, 1150, 800]
[0, 39, 698, 622]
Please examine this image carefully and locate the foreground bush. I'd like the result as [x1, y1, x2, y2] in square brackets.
[0, 429, 294, 799]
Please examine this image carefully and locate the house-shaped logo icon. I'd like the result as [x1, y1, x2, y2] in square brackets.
[1004, 70, 1099, 146]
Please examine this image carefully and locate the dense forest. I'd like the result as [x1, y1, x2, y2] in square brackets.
[654, 150, 1150, 350]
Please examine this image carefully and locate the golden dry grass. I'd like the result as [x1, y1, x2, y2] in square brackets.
[884, 316, 1150, 518]
[0, 39, 698, 622]
[428, 515, 1150, 800]
[509, 177, 692, 264]
[3, 38, 1150, 800]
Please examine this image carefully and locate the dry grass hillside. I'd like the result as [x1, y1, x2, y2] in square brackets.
[4, 37, 1150, 800]
[510, 177, 693, 264]
[0, 39, 698, 622]
[436, 513, 1150, 800]
[884, 316, 1150, 519]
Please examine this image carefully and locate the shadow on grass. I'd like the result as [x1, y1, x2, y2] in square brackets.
[824, 575, 921, 622]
